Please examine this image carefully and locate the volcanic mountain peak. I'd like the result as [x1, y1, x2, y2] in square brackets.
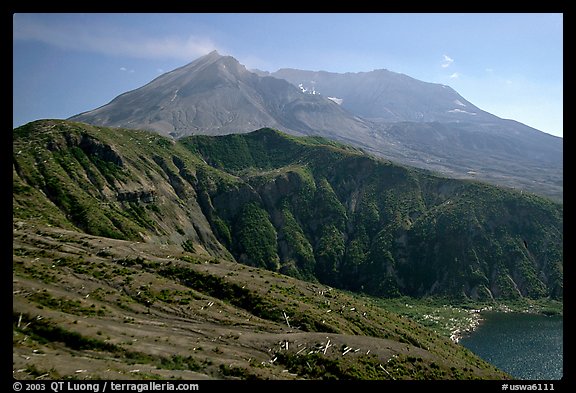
[70, 52, 372, 142]
[134, 50, 251, 95]
[179, 50, 249, 78]
[69, 52, 562, 201]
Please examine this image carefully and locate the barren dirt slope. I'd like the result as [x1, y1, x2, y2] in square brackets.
[13, 222, 508, 380]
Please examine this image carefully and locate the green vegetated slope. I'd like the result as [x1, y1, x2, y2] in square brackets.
[182, 127, 563, 300]
[14, 120, 562, 302]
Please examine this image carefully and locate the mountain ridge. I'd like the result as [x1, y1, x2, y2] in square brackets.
[267, 67, 498, 123]
[70, 51, 373, 143]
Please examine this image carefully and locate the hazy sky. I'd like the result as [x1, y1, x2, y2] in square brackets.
[13, 13, 563, 137]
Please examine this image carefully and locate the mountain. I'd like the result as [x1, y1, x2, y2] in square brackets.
[14, 120, 563, 301]
[266, 68, 563, 201]
[70, 52, 562, 202]
[262, 68, 496, 123]
[70, 51, 373, 145]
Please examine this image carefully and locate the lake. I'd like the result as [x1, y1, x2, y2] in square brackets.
[460, 311, 563, 380]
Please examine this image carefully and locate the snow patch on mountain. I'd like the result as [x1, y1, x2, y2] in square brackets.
[298, 83, 319, 95]
[448, 108, 477, 115]
[327, 97, 343, 105]
[170, 89, 179, 103]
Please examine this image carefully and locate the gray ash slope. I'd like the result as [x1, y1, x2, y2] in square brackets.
[70, 51, 562, 201]
[261, 67, 494, 123]
[70, 51, 373, 146]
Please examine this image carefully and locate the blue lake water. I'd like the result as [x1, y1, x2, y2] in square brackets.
[460, 312, 563, 380]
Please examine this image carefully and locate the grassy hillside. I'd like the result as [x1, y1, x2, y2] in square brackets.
[13, 121, 563, 301]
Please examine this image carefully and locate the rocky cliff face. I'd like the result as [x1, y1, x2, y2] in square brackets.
[14, 120, 563, 300]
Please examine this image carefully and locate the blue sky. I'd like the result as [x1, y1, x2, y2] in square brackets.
[13, 13, 563, 137]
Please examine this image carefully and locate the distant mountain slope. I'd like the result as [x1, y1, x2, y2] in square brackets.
[366, 120, 562, 200]
[69, 51, 373, 144]
[266, 67, 496, 123]
[14, 120, 563, 301]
